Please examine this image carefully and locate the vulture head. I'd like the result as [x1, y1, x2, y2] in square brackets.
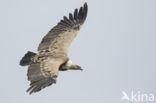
[59, 60, 83, 71]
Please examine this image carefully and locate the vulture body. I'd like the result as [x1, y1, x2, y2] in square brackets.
[20, 3, 88, 94]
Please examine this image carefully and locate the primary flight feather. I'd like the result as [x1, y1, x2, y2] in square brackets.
[19, 2, 88, 94]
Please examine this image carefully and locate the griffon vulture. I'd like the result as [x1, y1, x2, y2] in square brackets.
[19, 3, 88, 94]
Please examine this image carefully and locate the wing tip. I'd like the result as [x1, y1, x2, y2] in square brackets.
[74, 2, 88, 23]
[49, 2, 88, 34]
[58, 2, 88, 30]
[27, 77, 56, 95]
[84, 2, 88, 10]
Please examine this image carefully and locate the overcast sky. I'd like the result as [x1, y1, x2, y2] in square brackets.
[1, 0, 156, 103]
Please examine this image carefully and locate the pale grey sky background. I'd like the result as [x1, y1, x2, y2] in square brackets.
[1, 0, 156, 103]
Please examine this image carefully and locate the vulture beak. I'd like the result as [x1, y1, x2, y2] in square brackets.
[72, 65, 83, 71]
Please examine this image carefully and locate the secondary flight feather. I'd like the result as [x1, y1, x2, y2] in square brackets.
[19, 2, 88, 94]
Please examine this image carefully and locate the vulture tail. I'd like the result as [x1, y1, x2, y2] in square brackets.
[20, 51, 36, 66]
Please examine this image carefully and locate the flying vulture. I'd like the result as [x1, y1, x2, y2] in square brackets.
[19, 3, 88, 94]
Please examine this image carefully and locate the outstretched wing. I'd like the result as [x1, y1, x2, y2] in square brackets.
[27, 57, 65, 94]
[38, 3, 88, 54]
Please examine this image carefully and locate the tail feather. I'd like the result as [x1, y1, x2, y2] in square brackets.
[20, 51, 36, 66]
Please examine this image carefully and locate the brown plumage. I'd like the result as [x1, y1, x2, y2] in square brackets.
[20, 2, 88, 94]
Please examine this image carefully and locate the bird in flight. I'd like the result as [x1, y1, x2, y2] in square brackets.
[19, 2, 88, 94]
